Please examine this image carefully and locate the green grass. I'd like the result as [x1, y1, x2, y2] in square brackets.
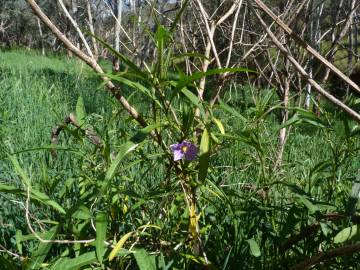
[1, 50, 360, 269]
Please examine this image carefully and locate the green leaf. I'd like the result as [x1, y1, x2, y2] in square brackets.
[176, 67, 254, 90]
[0, 183, 65, 214]
[133, 249, 156, 270]
[107, 75, 163, 109]
[171, 52, 210, 64]
[71, 205, 91, 220]
[103, 124, 160, 188]
[95, 213, 107, 264]
[246, 238, 261, 257]
[346, 182, 360, 216]
[31, 189, 66, 214]
[104, 142, 138, 183]
[130, 123, 162, 144]
[27, 226, 58, 270]
[8, 154, 30, 186]
[198, 128, 210, 182]
[180, 87, 205, 117]
[87, 32, 147, 79]
[15, 230, 23, 255]
[320, 222, 331, 237]
[334, 225, 360, 244]
[295, 195, 319, 214]
[50, 252, 97, 270]
[213, 117, 225, 134]
[76, 96, 86, 126]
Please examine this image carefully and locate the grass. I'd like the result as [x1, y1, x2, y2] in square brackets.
[1, 50, 360, 269]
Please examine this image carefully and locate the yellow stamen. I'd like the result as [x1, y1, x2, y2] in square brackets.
[182, 146, 188, 153]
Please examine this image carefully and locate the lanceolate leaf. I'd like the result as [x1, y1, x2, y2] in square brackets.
[176, 67, 254, 90]
[106, 75, 163, 109]
[181, 87, 205, 117]
[134, 249, 157, 270]
[87, 32, 146, 78]
[75, 96, 86, 127]
[27, 226, 58, 270]
[100, 124, 161, 194]
[295, 195, 319, 214]
[198, 128, 210, 182]
[50, 252, 97, 270]
[0, 183, 65, 214]
[109, 231, 135, 261]
[8, 154, 30, 186]
[95, 213, 107, 264]
[213, 117, 225, 134]
[104, 143, 138, 184]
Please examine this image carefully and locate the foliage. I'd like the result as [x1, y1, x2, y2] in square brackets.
[1, 25, 360, 270]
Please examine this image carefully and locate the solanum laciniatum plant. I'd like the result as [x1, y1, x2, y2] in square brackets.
[3, 14, 360, 270]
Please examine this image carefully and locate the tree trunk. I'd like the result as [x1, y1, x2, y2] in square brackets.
[36, 17, 45, 55]
[113, 0, 122, 71]
[355, 11, 359, 63]
[87, 0, 99, 59]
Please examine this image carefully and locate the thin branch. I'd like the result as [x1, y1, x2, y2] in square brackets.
[58, 0, 94, 58]
[251, 0, 360, 95]
[25, 186, 95, 244]
[291, 243, 360, 270]
[26, 0, 147, 128]
[248, 1, 360, 123]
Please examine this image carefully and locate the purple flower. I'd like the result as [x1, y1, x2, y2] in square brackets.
[170, 140, 198, 161]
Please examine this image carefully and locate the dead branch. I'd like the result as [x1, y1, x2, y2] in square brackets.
[248, 1, 360, 123]
[291, 243, 360, 270]
[251, 0, 360, 95]
[26, 0, 147, 128]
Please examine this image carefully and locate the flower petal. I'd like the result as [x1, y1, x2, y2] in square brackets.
[184, 143, 198, 160]
[173, 149, 184, 161]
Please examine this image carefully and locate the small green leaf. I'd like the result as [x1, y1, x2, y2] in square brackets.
[8, 154, 30, 186]
[95, 213, 107, 264]
[213, 117, 225, 134]
[295, 195, 319, 214]
[72, 205, 91, 220]
[246, 238, 261, 257]
[334, 225, 360, 244]
[198, 128, 210, 182]
[176, 67, 254, 90]
[15, 230, 22, 255]
[76, 96, 86, 126]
